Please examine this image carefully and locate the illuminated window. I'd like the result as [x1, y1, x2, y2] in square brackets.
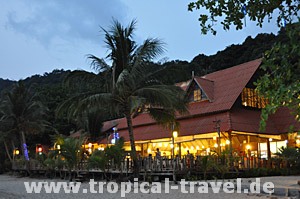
[241, 88, 267, 108]
[194, 89, 201, 101]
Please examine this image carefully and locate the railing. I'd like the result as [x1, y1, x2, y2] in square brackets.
[11, 155, 286, 173]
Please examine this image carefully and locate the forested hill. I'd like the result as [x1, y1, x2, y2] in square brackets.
[0, 78, 14, 92]
[0, 29, 287, 90]
[0, 69, 71, 93]
[152, 31, 286, 84]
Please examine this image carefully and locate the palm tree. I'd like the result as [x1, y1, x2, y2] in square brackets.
[0, 82, 48, 172]
[88, 19, 138, 91]
[57, 20, 189, 176]
[59, 136, 85, 181]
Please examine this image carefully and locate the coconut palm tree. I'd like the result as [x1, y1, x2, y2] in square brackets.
[87, 19, 138, 91]
[0, 82, 49, 172]
[57, 20, 189, 176]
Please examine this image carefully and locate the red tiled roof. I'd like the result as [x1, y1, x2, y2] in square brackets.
[69, 129, 84, 138]
[101, 58, 299, 142]
[230, 108, 279, 134]
[188, 59, 262, 115]
[115, 112, 231, 142]
[109, 108, 300, 143]
[193, 77, 214, 101]
[101, 118, 122, 132]
[269, 107, 300, 133]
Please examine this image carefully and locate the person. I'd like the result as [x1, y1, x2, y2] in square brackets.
[155, 148, 161, 158]
[186, 150, 192, 168]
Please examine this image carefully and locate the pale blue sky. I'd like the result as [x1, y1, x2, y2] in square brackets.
[0, 0, 279, 80]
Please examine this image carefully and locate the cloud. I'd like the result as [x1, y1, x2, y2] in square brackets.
[5, 0, 127, 46]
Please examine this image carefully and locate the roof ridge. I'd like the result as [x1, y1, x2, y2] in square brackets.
[202, 58, 262, 79]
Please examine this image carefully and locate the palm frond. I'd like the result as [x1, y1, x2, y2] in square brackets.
[87, 55, 111, 73]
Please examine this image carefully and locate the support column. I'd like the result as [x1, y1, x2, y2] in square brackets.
[141, 143, 143, 157]
[228, 131, 233, 168]
[267, 138, 271, 168]
[257, 136, 260, 168]
[247, 136, 251, 169]
[178, 143, 182, 158]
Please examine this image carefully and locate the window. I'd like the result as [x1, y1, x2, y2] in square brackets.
[188, 83, 208, 102]
[241, 88, 267, 108]
[194, 89, 201, 101]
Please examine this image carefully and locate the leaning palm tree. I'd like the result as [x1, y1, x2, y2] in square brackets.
[57, 20, 189, 176]
[0, 82, 49, 172]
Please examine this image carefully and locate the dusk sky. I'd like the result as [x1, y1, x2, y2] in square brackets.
[0, 0, 280, 80]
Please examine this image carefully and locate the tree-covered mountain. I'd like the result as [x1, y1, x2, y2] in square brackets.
[0, 78, 14, 93]
[0, 30, 287, 90]
[0, 29, 288, 141]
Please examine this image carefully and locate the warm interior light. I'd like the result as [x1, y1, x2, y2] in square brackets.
[98, 147, 104, 151]
[56, 144, 61, 150]
[269, 138, 273, 142]
[214, 143, 218, 148]
[147, 148, 151, 153]
[173, 131, 178, 138]
[196, 146, 200, 150]
[88, 143, 92, 148]
[225, 140, 230, 145]
[213, 136, 217, 140]
[15, 149, 20, 155]
[246, 145, 251, 150]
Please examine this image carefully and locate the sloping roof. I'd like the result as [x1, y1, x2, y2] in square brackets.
[114, 112, 231, 142]
[101, 118, 122, 133]
[100, 58, 299, 142]
[188, 59, 262, 115]
[194, 77, 214, 101]
[106, 108, 300, 143]
[69, 129, 85, 138]
[230, 108, 280, 134]
[102, 59, 262, 132]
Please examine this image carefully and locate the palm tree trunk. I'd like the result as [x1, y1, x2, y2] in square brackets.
[3, 140, 13, 163]
[20, 131, 30, 173]
[125, 112, 139, 177]
[112, 62, 116, 91]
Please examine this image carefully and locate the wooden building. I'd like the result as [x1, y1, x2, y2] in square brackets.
[101, 59, 300, 168]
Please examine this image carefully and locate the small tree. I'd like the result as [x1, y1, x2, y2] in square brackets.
[59, 136, 85, 181]
[276, 146, 300, 170]
[88, 138, 125, 180]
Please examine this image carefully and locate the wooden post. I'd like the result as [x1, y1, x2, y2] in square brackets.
[228, 131, 233, 168]
[267, 138, 271, 168]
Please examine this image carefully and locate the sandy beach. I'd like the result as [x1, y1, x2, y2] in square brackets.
[0, 174, 300, 199]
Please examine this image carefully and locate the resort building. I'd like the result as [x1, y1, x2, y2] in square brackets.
[99, 59, 300, 167]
